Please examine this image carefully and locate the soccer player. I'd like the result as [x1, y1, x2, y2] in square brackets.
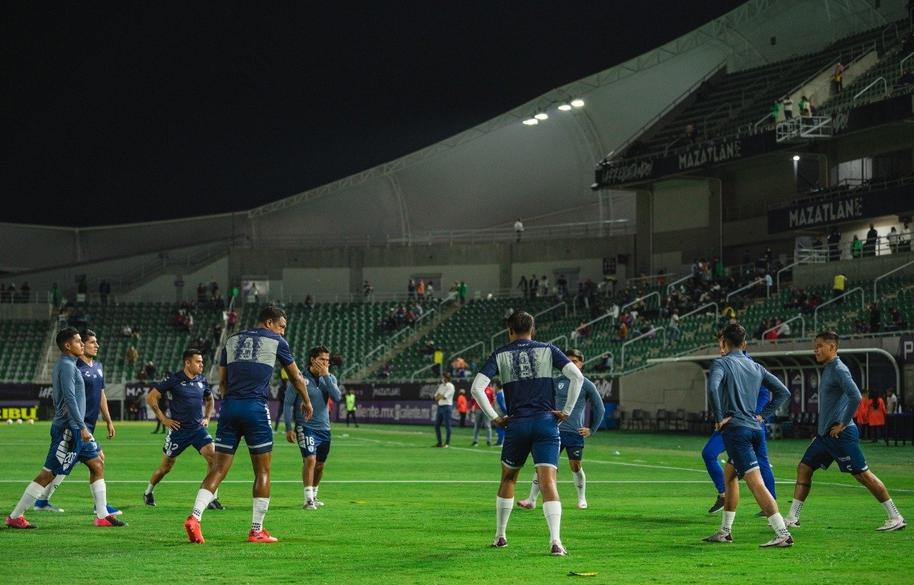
[283, 345, 341, 510]
[33, 329, 122, 516]
[703, 324, 791, 547]
[183, 306, 313, 544]
[703, 352, 777, 515]
[470, 311, 584, 556]
[6, 328, 124, 529]
[519, 348, 605, 510]
[143, 348, 223, 510]
[784, 331, 905, 531]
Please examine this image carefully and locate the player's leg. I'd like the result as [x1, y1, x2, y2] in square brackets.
[187, 404, 240, 542]
[519, 469, 540, 509]
[145, 454, 176, 506]
[195, 442, 224, 510]
[33, 474, 67, 513]
[701, 432, 726, 513]
[786, 462, 815, 526]
[756, 428, 776, 501]
[705, 462, 738, 542]
[302, 454, 317, 508]
[834, 426, 906, 530]
[852, 471, 906, 530]
[245, 403, 277, 542]
[83, 456, 123, 526]
[312, 434, 331, 506]
[569, 456, 587, 509]
[531, 417, 565, 555]
[7, 469, 55, 528]
[11, 425, 83, 527]
[485, 416, 492, 446]
[471, 411, 481, 446]
[493, 420, 529, 547]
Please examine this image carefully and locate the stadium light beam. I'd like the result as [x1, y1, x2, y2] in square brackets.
[558, 103, 572, 111]
[534, 112, 549, 121]
[522, 118, 539, 126]
[570, 98, 585, 108]
[792, 155, 800, 161]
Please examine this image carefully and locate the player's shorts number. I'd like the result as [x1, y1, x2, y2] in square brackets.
[298, 432, 315, 453]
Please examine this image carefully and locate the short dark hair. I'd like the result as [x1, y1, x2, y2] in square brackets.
[258, 306, 287, 324]
[507, 311, 534, 334]
[183, 348, 203, 362]
[56, 327, 80, 351]
[308, 345, 330, 360]
[565, 348, 584, 361]
[82, 329, 97, 341]
[815, 331, 840, 345]
[720, 323, 746, 348]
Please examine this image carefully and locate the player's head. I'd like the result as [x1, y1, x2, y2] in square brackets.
[718, 323, 746, 353]
[56, 327, 83, 357]
[183, 348, 204, 375]
[506, 311, 535, 340]
[565, 348, 584, 370]
[814, 331, 839, 363]
[308, 345, 330, 370]
[491, 378, 502, 389]
[81, 329, 99, 358]
[443, 372, 452, 382]
[258, 306, 287, 336]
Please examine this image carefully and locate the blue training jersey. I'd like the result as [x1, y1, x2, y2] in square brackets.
[154, 371, 212, 430]
[51, 355, 86, 431]
[480, 339, 570, 419]
[284, 370, 342, 432]
[77, 358, 105, 428]
[220, 328, 294, 402]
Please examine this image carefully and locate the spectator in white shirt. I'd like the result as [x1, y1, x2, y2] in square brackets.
[514, 218, 524, 242]
[433, 373, 456, 448]
[886, 388, 899, 414]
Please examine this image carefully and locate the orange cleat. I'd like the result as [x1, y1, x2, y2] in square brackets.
[5, 515, 36, 529]
[248, 528, 278, 543]
[184, 515, 205, 544]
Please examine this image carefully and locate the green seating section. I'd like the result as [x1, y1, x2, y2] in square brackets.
[0, 321, 47, 383]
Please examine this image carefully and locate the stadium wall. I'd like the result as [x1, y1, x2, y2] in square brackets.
[617, 363, 707, 414]
[122, 256, 230, 302]
[792, 250, 914, 289]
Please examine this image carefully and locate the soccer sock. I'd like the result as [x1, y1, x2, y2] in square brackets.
[313, 486, 319, 500]
[145, 482, 154, 496]
[11, 481, 45, 518]
[527, 474, 540, 503]
[788, 498, 804, 520]
[881, 498, 901, 519]
[720, 510, 736, 533]
[89, 479, 108, 519]
[572, 469, 586, 502]
[542, 500, 562, 544]
[38, 474, 66, 504]
[192, 489, 215, 520]
[251, 497, 270, 532]
[304, 486, 314, 503]
[495, 496, 514, 539]
[768, 512, 790, 538]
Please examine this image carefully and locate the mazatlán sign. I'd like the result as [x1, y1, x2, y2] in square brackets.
[676, 139, 742, 170]
[767, 182, 913, 233]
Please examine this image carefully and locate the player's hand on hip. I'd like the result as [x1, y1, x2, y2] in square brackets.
[578, 427, 591, 438]
[164, 417, 181, 431]
[829, 422, 846, 438]
[493, 416, 509, 427]
[106, 421, 116, 439]
[552, 410, 569, 423]
[715, 416, 732, 431]
[285, 430, 296, 444]
[201, 417, 210, 428]
[301, 402, 314, 421]
[80, 427, 92, 442]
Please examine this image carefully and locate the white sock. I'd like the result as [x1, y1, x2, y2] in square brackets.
[11, 481, 45, 518]
[192, 489, 215, 520]
[40, 475, 66, 501]
[313, 486, 319, 500]
[543, 500, 562, 544]
[145, 482, 155, 496]
[572, 469, 586, 502]
[768, 512, 790, 537]
[721, 510, 736, 533]
[213, 489, 218, 499]
[881, 498, 901, 520]
[789, 499, 804, 520]
[304, 486, 314, 503]
[527, 474, 540, 503]
[495, 496, 514, 539]
[251, 497, 270, 532]
[89, 479, 108, 520]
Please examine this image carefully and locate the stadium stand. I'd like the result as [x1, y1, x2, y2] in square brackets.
[0, 320, 47, 382]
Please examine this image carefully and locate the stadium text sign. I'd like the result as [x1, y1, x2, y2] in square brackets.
[768, 183, 913, 233]
[1, 406, 37, 420]
[786, 196, 863, 229]
[676, 139, 741, 171]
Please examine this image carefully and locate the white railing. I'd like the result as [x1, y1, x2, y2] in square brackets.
[760, 314, 806, 340]
[410, 362, 438, 381]
[620, 326, 665, 371]
[813, 287, 865, 332]
[534, 301, 567, 320]
[725, 278, 766, 302]
[447, 341, 486, 365]
[776, 254, 818, 292]
[582, 351, 613, 374]
[619, 291, 661, 317]
[665, 274, 693, 297]
[901, 52, 914, 76]
[853, 76, 887, 101]
[549, 335, 569, 350]
[679, 302, 719, 321]
[873, 260, 914, 301]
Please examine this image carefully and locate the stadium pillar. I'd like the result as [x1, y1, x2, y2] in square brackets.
[634, 188, 653, 277]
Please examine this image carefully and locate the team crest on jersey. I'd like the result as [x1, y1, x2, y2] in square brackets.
[558, 382, 566, 390]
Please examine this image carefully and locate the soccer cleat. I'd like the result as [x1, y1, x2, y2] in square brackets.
[94, 514, 126, 527]
[184, 515, 205, 544]
[471, 442, 478, 447]
[784, 516, 800, 527]
[876, 517, 906, 532]
[443, 444, 449, 448]
[707, 495, 725, 514]
[207, 498, 225, 510]
[703, 530, 733, 543]
[314, 499, 325, 508]
[577, 500, 588, 510]
[248, 528, 278, 543]
[517, 499, 535, 510]
[94, 504, 123, 516]
[5, 515, 36, 529]
[304, 500, 318, 510]
[759, 534, 794, 548]
[550, 542, 568, 556]
[144, 492, 156, 507]
[33, 501, 64, 513]
[491, 536, 508, 548]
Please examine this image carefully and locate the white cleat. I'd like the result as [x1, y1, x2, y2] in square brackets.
[759, 534, 794, 548]
[577, 500, 588, 510]
[876, 517, 906, 532]
[315, 499, 325, 508]
[784, 516, 800, 528]
[303, 500, 318, 510]
[517, 499, 535, 510]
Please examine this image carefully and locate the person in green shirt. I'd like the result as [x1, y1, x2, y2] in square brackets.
[345, 390, 358, 428]
[851, 235, 863, 259]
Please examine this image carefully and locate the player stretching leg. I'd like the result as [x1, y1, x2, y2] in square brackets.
[183, 307, 313, 544]
[471, 311, 583, 556]
[702, 325, 790, 547]
[34, 329, 122, 516]
[144, 349, 223, 510]
[6, 328, 124, 529]
[519, 348, 604, 510]
[785, 332, 905, 531]
[284, 346, 341, 509]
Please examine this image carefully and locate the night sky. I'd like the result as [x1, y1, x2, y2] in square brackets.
[3, 2, 737, 227]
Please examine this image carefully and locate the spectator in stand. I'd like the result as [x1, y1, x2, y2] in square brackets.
[666, 311, 681, 345]
[851, 234, 863, 258]
[49, 282, 62, 306]
[886, 388, 899, 415]
[530, 275, 539, 298]
[304, 295, 314, 310]
[196, 283, 207, 304]
[121, 324, 133, 338]
[456, 389, 469, 427]
[826, 229, 841, 262]
[571, 320, 592, 343]
[868, 391, 887, 443]
[617, 319, 629, 341]
[764, 319, 779, 341]
[887, 307, 906, 331]
[514, 218, 524, 242]
[777, 318, 792, 338]
[894, 68, 913, 92]
[540, 275, 549, 298]
[417, 279, 426, 300]
[865, 224, 878, 257]
[782, 95, 794, 119]
[556, 274, 568, 299]
[832, 272, 847, 301]
[770, 99, 781, 123]
[363, 280, 374, 300]
[684, 123, 697, 144]
[869, 303, 881, 333]
[458, 281, 468, 305]
[854, 390, 871, 440]
[227, 309, 238, 331]
[594, 353, 613, 373]
[426, 281, 435, 300]
[832, 62, 845, 94]
[518, 275, 528, 299]
[887, 227, 900, 254]
[407, 279, 417, 301]
[799, 95, 812, 117]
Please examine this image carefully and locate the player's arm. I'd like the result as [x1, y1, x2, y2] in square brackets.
[759, 369, 790, 421]
[147, 387, 180, 430]
[320, 373, 343, 403]
[707, 360, 726, 427]
[219, 365, 229, 397]
[585, 380, 605, 436]
[470, 373, 501, 422]
[99, 389, 116, 439]
[559, 362, 584, 420]
[831, 366, 862, 436]
[202, 390, 214, 427]
[283, 362, 313, 421]
[59, 363, 90, 439]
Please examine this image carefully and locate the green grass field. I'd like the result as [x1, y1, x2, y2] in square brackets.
[1, 421, 912, 584]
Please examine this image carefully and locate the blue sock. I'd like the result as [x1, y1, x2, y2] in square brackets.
[759, 458, 776, 500]
[35, 499, 48, 507]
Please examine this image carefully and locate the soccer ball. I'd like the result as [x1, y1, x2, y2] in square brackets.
[27, 419, 34, 425]
[16, 419, 23, 424]
[5, 419, 12, 425]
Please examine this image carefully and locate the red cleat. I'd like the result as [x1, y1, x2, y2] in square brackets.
[94, 515, 126, 527]
[5, 515, 36, 529]
[184, 515, 205, 544]
[248, 528, 278, 543]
